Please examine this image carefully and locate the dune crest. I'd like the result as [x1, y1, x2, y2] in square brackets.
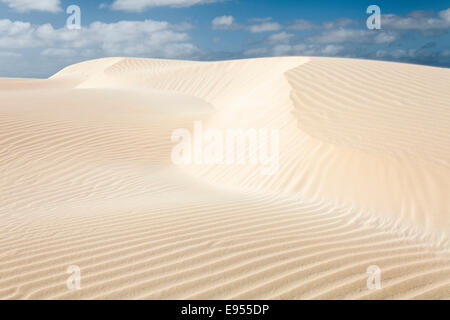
[1, 57, 449, 299]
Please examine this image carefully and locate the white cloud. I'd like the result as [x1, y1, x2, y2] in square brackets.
[286, 8, 450, 33]
[0, 20, 39, 48]
[274, 44, 344, 56]
[320, 18, 354, 29]
[307, 29, 397, 44]
[244, 43, 345, 58]
[212, 15, 235, 30]
[321, 44, 344, 55]
[374, 32, 397, 44]
[382, 8, 450, 30]
[41, 48, 76, 57]
[248, 22, 282, 33]
[0, 51, 21, 58]
[271, 44, 294, 56]
[243, 47, 268, 56]
[289, 18, 355, 30]
[266, 32, 294, 43]
[376, 49, 407, 59]
[211, 16, 283, 33]
[439, 8, 450, 23]
[307, 29, 368, 43]
[0, 19, 200, 58]
[111, 0, 218, 12]
[0, 0, 61, 13]
[289, 19, 317, 30]
[248, 17, 273, 23]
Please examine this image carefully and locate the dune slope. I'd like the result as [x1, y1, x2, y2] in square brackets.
[0, 57, 449, 299]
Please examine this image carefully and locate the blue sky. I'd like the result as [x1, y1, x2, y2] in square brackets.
[0, 0, 449, 77]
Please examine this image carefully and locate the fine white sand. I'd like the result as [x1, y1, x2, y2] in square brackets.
[0, 57, 449, 299]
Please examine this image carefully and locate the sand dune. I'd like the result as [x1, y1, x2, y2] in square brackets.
[0, 57, 449, 299]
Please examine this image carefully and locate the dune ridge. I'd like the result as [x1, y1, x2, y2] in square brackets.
[0, 57, 449, 299]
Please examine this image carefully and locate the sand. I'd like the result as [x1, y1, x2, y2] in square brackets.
[0, 57, 449, 299]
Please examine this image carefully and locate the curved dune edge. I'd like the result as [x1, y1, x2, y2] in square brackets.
[0, 57, 449, 299]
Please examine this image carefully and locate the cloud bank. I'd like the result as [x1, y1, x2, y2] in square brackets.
[0, 0, 61, 12]
[111, 0, 219, 12]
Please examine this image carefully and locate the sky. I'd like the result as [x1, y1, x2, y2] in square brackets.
[0, 0, 449, 78]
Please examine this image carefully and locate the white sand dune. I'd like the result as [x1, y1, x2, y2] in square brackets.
[0, 57, 449, 299]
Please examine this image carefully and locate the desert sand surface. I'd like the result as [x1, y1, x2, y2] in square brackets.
[0, 57, 449, 299]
